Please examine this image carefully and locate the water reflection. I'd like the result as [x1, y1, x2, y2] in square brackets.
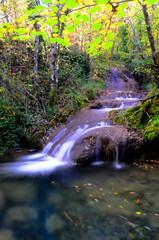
[0, 165, 158, 240]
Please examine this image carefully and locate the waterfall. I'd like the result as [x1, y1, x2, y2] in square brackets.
[113, 68, 120, 90]
[114, 144, 122, 169]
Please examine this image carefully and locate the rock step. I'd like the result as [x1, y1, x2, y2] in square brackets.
[90, 99, 141, 109]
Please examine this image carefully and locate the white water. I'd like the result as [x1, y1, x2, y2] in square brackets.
[0, 101, 127, 175]
[115, 97, 139, 101]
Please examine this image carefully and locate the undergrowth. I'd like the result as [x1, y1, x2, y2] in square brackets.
[0, 45, 105, 153]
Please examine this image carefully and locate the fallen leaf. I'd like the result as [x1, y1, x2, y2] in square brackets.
[136, 211, 141, 215]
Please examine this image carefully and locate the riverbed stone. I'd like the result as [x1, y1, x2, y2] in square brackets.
[0, 182, 37, 203]
[48, 192, 64, 206]
[0, 191, 5, 212]
[5, 206, 37, 226]
[46, 213, 66, 233]
[0, 229, 16, 240]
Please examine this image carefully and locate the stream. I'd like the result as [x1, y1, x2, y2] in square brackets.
[0, 69, 158, 240]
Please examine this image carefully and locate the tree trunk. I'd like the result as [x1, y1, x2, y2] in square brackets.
[33, 21, 40, 76]
[50, 41, 58, 90]
[110, 39, 115, 60]
[129, 18, 143, 54]
[50, 2, 61, 90]
[142, 3, 159, 66]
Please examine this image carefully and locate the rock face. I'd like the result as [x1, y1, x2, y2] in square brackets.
[105, 67, 139, 91]
[70, 126, 143, 164]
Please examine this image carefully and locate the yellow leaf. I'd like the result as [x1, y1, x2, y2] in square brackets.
[136, 211, 141, 215]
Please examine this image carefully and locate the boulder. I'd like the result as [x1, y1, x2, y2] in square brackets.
[70, 126, 143, 164]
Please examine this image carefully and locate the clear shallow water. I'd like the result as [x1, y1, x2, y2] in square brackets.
[0, 165, 158, 240]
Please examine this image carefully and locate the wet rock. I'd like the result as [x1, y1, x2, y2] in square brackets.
[70, 127, 143, 164]
[0, 182, 37, 203]
[90, 102, 103, 109]
[5, 206, 37, 226]
[0, 191, 5, 212]
[0, 229, 16, 240]
[46, 213, 66, 233]
[48, 192, 64, 206]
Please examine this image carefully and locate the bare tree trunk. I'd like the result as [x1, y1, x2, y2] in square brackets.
[34, 21, 40, 76]
[50, 42, 58, 90]
[142, 3, 159, 66]
[129, 18, 142, 53]
[50, 2, 61, 90]
[110, 39, 115, 60]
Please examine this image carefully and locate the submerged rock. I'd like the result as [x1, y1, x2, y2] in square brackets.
[46, 213, 66, 233]
[0, 229, 16, 240]
[0, 182, 37, 203]
[0, 191, 5, 212]
[5, 206, 37, 226]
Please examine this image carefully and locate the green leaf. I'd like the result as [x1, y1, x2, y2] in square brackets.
[82, 15, 90, 22]
[60, 15, 67, 22]
[147, 0, 157, 4]
[20, 15, 28, 20]
[67, 26, 75, 32]
[45, 19, 58, 26]
[95, 0, 109, 4]
[52, 28, 58, 32]
[51, 6, 59, 12]
[65, 0, 79, 9]
[117, 22, 124, 26]
[16, 28, 26, 34]
[92, 22, 102, 30]
[50, 38, 57, 44]
[103, 41, 113, 49]
[117, 11, 125, 18]
[90, 6, 101, 14]
[43, 0, 52, 3]
[107, 32, 114, 39]
[35, 6, 45, 11]
[61, 40, 69, 47]
[117, 3, 128, 10]
[94, 37, 102, 44]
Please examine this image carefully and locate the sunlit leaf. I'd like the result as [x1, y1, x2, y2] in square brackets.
[43, 0, 52, 3]
[90, 6, 101, 14]
[117, 10, 125, 18]
[103, 41, 113, 49]
[95, 0, 109, 4]
[94, 37, 102, 44]
[147, 0, 157, 4]
[67, 26, 75, 32]
[107, 32, 114, 39]
[92, 22, 102, 30]
[50, 38, 57, 43]
[82, 15, 90, 22]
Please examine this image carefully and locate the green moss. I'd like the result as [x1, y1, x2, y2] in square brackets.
[111, 90, 159, 142]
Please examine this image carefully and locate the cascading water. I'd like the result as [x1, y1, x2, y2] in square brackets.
[113, 68, 120, 90]
[0, 68, 142, 176]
